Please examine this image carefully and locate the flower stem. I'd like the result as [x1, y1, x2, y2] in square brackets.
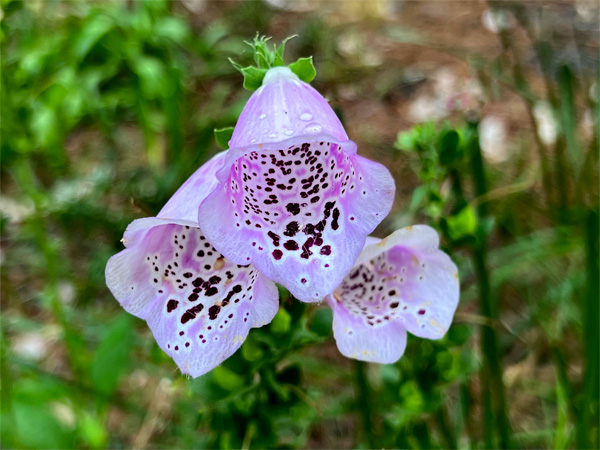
[354, 360, 376, 448]
[468, 121, 512, 448]
[14, 160, 85, 380]
[579, 209, 599, 449]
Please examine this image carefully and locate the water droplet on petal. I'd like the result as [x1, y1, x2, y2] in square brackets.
[268, 133, 277, 138]
[284, 130, 294, 136]
[259, 113, 267, 120]
[251, 138, 257, 143]
[300, 112, 313, 121]
[261, 129, 268, 134]
[303, 123, 323, 134]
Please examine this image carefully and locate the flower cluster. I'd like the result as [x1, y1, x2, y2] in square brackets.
[106, 49, 459, 378]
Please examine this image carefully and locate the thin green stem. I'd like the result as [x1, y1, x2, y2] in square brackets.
[435, 405, 457, 449]
[460, 381, 477, 449]
[354, 360, 376, 448]
[0, 323, 18, 447]
[580, 210, 599, 449]
[14, 160, 86, 381]
[468, 122, 512, 449]
[551, 346, 578, 449]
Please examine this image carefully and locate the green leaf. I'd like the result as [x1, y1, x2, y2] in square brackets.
[395, 129, 417, 152]
[241, 334, 264, 362]
[214, 127, 234, 149]
[270, 307, 291, 334]
[91, 314, 134, 396]
[438, 130, 460, 166]
[213, 366, 245, 391]
[229, 59, 267, 91]
[74, 13, 114, 61]
[408, 185, 428, 213]
[446, 205, 477, 241]
[133, 55, 167, 98]
[154, 17, 190, 43]
[310, 307, 332, 337]
[558, 64, 582, 176]
[288, 57, 316, 83]
[13, 401, 70, 449]
[78, 414, 108, 450]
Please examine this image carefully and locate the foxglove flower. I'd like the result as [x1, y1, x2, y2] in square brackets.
[199, 67, 395, 303]
[326, 225, 459, 363]
[105, 152, 279, 378]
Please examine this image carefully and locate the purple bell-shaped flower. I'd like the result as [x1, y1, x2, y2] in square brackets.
[326, 225, 459, 363]
[106, 152, 279, 378]
[199, 67, 395, 303]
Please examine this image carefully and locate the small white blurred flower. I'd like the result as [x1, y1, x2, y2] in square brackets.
[575, 0, 598, 23]
[12, 332, 49, 361]
[533, 102, 558, 145]
[408, 95, 448, 122]
[181, 0, 206, 14]
[479, 116, 509, 163]
[433, 68, 458, 98]
[0, 196, 34, 224]
[590, 80, 597, 102]
[482, 8, 515, 33]
[58, 281, 76, 305]
[582, 109, 594, 142]
[50, 402, 76, 428]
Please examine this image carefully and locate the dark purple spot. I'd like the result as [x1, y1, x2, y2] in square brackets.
[286, 202, 301, 215]
[272, 249, 283, 260]
[284, 240, 299, 251]
[324, 201, 335, 218]
[167, 299, 179, 312]
[181, 304, 204, 324]
[208, 305, 221, 320]
[206, 286, 218, 296]
[268, 231, 280, 246]
[331, 208, 340, 230]
[320, 245, 331, 255]
[283, 221, 300, 237]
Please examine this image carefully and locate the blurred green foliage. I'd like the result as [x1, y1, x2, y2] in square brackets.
[1, 0, 598, 449]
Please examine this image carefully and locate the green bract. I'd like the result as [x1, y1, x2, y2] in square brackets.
[229, 35, 317, 92]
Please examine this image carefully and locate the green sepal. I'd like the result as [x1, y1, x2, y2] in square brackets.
[229, 59, 267, 91]
[288, 56, 316, 83]
[273, 35, 295, 67]
[231, 35, 319, 91]
[214, 126, 234, 149]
